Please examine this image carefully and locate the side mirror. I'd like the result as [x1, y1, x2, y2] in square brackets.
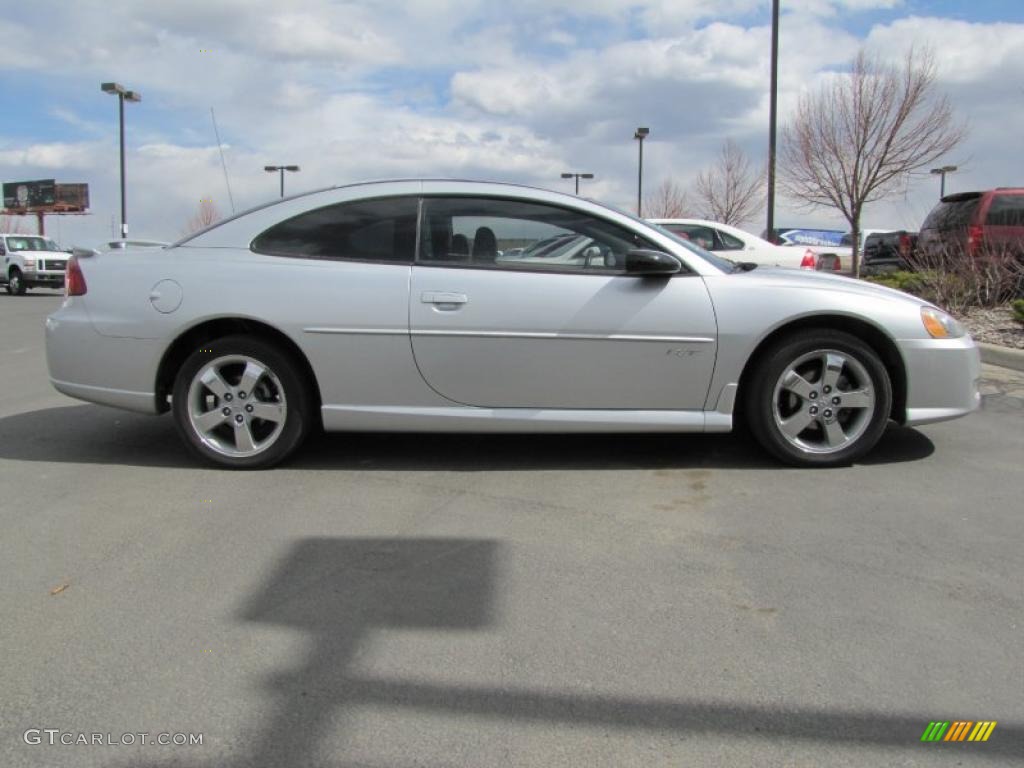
[624, 249, 681, 276]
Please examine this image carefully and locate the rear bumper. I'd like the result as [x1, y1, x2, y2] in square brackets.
[45, 301, 162, 414]
[899, 336, 981, 426]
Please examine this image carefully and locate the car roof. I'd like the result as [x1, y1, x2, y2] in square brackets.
[174, 178, 577, 247]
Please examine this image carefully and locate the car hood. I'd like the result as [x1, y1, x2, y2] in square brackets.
[737, 267, 930, 307]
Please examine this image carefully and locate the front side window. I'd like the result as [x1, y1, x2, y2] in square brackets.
[418, 197, 664, 273]
[252, 196, 418, 262]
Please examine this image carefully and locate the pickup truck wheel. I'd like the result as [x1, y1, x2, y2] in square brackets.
[171, 335, 311, 469]
[745, 330, 892, 467]
[6, 268, 26, 295]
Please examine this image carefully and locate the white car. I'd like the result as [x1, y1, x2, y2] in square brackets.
[648, 219, 822, 270]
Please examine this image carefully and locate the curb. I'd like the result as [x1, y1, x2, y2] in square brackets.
[979, 342, 1024, 373]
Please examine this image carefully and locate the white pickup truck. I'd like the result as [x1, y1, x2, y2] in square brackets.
[1, 233, 69, 295]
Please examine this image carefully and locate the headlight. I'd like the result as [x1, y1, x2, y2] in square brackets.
[921, 306, 965, 339]
[23, 257, 36, 269]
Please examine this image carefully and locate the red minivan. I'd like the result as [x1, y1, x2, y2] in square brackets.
[918, 188, 1024, 260]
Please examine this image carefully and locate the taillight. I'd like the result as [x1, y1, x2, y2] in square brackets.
[832, 255, 842, 270]
[65, 256, 87, 297]
[898, 233, 911, 258]
[799, 250, 817, 269]
[967, 225, 983, 256]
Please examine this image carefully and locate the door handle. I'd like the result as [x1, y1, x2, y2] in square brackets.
[421, 291, 468, 306]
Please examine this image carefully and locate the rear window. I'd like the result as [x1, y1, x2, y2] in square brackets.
[985, 194, 1024, 227]
[922, 195, 981, 231]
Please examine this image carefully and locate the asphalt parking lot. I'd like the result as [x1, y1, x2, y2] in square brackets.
[1, 291, 1022, 767]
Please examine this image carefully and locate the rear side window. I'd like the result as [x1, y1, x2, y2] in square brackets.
[985, 195, 1024, 226]
[921, 196, 981, 231]
[252, 197, 418, 262]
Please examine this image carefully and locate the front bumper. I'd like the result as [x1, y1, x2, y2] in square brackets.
[899, 335, 981, 426]
[25, 270, 66, 287]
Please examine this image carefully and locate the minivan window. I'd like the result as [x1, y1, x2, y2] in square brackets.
[985, 195, 1024, 227]
[922, 195, 981, 231]
[251, 197, 418, 262]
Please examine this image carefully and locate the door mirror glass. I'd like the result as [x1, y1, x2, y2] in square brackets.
[624, 249, 681, 275]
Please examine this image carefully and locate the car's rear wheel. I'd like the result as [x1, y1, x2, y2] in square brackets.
[171, 335, 311, 468]
[6, 268, 26, 295]
[745, 331, 892, 467]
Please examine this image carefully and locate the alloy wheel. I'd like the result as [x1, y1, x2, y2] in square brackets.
[771, 349, 876, 455]
[186, 355, 287, 458]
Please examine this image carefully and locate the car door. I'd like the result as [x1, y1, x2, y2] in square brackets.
[409, 196, 718, 410]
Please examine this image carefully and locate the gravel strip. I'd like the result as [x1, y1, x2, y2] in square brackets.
[958, 305, 1024, 349]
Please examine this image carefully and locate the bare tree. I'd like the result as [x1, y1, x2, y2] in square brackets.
[781, 48, 966, 276]
[185, 199, 222, 234]
[693, 139, 764, 226]
[643, 178, 693, 218]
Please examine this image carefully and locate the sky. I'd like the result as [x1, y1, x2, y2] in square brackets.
[0, 0, 1022, 245]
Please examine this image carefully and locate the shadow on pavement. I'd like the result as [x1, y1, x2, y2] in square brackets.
[121, 536, 1020, 767]
[0, 404, 934, 471]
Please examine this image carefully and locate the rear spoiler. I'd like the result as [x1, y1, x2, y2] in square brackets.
[71, 246, 101, 259]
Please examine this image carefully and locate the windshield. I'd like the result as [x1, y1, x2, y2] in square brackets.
[4, 236, 60, 252]
[591, 199, 733, 272]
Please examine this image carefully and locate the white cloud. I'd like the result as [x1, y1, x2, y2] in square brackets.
[0, 142, 102, 170]
[1, 2, 1021, 242]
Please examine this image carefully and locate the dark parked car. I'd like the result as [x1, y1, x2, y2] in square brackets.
[862, 231, 917, 275]
[918, 188, 1024, 261]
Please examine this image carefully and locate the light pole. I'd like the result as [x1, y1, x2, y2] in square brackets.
[101, 82, 141, 239]
[264, 165, 300, 198]
[930, 165, 957, 199]
[766, 0, 780, 242]
[634, 127, 649, 216]
[560, 172, 594, 195]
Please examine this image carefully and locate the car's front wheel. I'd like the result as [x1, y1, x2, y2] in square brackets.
[745, 331, 892, 467]
[171, 335, 311, 468]
[6, 268, 26, 295]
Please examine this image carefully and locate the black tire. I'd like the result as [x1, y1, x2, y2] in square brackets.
[744, 330, 892, 467]
[6, 268, 27, 295]
[171, 335, 311, 469]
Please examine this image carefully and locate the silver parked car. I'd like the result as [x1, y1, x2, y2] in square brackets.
[46, 180, 980, 469]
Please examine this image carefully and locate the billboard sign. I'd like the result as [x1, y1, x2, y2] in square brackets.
[55, 183, 90, 210]
[3, 179, 56, 209]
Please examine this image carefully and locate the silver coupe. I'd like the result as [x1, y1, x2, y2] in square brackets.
[46, 180, 980, 468]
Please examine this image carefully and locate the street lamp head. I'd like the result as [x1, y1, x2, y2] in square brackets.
[264, 166, 278, 172]
[634, 127, 649, 139]
[124, 90, 142, 103]
[101, 82, 125, 95]
[931, 165, 958, 175]
[284, 165, 300, 172]
[561, 173, 574, 179]
[580, 173, 594, 179]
